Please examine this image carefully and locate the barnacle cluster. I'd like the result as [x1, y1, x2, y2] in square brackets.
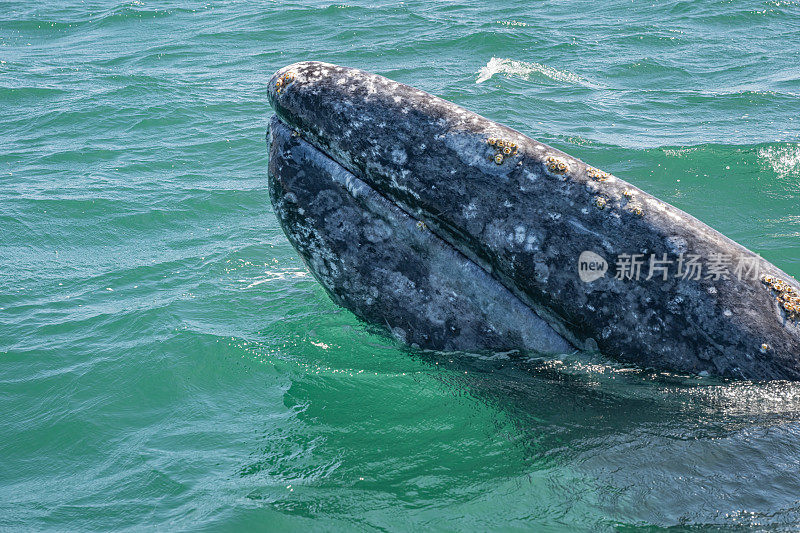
[545, 155, 569, 175]
[586, 166, 612, 181]
[763, 275, 800, 320]
[622, 191, 642, 216]
[629, 205, 644, 217]
[487, 138, 518, 165]
[593, 196, 608, 210]
[416, 220, 427, 231]
[275, 72, 295, 94]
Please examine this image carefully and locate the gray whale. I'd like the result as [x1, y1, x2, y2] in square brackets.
[267, 61, 800, 380]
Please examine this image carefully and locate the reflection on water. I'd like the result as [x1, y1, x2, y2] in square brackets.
[413, 349, 800, 528]
[256, 322, 800, 529]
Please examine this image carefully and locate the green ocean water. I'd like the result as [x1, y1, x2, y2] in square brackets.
[3, 0, 800, 530]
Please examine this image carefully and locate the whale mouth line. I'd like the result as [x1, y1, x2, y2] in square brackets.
[270, 115, 580, 351]
[272, 116, 476, 273]
[273, 117, 445, 249]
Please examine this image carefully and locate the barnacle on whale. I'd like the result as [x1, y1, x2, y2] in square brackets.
[546, 155, 569, 175]
[276, 72, 296, 94]
[486, 137, 518, 165]
[587, 166, 612, 181]
[764, 275, 799, 321]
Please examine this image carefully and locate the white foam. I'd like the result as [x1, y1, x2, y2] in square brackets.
[242, 269, 309, 288]
[476, 57, 585, 85]
[758, 144, 800, 178]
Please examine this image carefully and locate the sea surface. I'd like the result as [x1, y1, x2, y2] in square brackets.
[3, 0, 800, 530]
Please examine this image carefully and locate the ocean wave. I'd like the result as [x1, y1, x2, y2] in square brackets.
[476, 57, 587, 85]
[93, 3, 194, 26]
[759, 144, 800, 178]
[494, 20, 528, 27]
[0, 86, 67, 103]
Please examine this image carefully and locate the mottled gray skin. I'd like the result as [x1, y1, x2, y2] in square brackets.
[268, 117, 572, 354]
[267, 60, 800, 380]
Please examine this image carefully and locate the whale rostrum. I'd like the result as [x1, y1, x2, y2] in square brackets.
[267, 61, 800, 380]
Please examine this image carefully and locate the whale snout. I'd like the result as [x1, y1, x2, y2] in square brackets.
[266, 61, 800, 380]
[267, 61, 340, 110]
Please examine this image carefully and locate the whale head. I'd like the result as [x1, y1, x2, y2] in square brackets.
[266, 61, 800, 379]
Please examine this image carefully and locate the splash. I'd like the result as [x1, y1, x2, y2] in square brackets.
[241, 269, 309, 288]
[476, 57, 584, 85]
[495, 20, 528, 27]
[663, 147, 698, 158]
[758, 144, 800, 178]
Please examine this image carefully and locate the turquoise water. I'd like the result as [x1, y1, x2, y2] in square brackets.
[3, 0, 800, 530]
